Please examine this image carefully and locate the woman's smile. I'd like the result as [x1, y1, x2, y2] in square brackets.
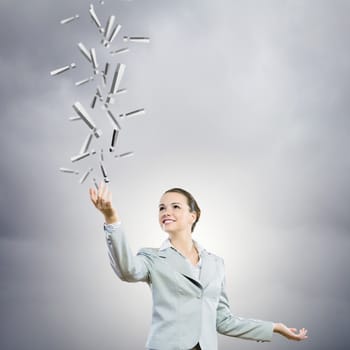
[162, 218, 176, 225]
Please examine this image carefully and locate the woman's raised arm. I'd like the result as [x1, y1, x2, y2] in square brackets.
[89, 182, 150, 283]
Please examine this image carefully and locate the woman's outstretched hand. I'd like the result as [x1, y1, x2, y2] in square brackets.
[273, 322, 308, 341]
[89, 181, 119, 224]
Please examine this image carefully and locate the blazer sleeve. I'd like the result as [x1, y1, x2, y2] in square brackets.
[216, 259, 274, 342]
[104, 222, 152, 283]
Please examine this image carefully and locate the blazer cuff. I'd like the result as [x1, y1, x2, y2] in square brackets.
[104, 221, 122, 233]
[256, 321, 274, 342]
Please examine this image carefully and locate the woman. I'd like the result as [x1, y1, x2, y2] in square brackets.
[89, 182, 308, 350]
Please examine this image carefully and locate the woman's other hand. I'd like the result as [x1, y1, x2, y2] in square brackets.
[273, 322, 308, 341]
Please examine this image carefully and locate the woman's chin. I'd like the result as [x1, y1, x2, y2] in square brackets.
[162, 225, 176, 234]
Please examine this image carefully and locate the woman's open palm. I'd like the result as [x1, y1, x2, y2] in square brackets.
[89, 182, 117, 221]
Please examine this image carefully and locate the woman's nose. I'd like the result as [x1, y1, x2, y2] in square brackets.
[161, 208, 171, 217]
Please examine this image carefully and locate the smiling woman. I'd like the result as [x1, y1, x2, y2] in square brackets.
[89, 182, 308, 350]
[160, 187, 201, 232]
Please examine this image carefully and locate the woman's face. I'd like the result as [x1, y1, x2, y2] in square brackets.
[158, 192, 196, 234]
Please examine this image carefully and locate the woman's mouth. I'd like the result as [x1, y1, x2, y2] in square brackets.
[162, 219, 175, 225]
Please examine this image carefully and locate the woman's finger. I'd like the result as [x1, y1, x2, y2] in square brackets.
[101, 182, 109, 201]
[295, 328, 308, 340]
[97, 182, 106, 207]
[89, 188, 97, 205]
[301, 329, 308, 337]
[97, 181, 104, 199]
[105, 189, 113, 209]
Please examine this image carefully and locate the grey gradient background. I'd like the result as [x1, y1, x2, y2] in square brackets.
[1, 0, 349, 349]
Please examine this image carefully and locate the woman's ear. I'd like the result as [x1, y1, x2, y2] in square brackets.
[190, 211, 197, 224]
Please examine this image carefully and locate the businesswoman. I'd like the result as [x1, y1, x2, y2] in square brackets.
[89, 182, 308, 350]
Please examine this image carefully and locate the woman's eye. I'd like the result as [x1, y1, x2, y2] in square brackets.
[159, 207, 165, 211]
[173, 205, 180, 209]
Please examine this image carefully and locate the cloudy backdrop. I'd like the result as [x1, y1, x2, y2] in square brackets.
[1, 0, 349, 349]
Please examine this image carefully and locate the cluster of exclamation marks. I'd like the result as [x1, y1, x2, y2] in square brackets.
[52, 1, 150, 188]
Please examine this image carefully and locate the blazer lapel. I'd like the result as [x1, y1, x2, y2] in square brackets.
[199, 251, 217, 289]
[158, 247, 202, 288]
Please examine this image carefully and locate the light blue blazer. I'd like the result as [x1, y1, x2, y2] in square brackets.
[104, 223, 273, 350]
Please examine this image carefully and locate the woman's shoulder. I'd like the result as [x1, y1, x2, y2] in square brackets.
[137, 247, 160, 257]
[202, 248, 224, 263]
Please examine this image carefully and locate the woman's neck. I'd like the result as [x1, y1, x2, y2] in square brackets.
[169, 231, 194, 255]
